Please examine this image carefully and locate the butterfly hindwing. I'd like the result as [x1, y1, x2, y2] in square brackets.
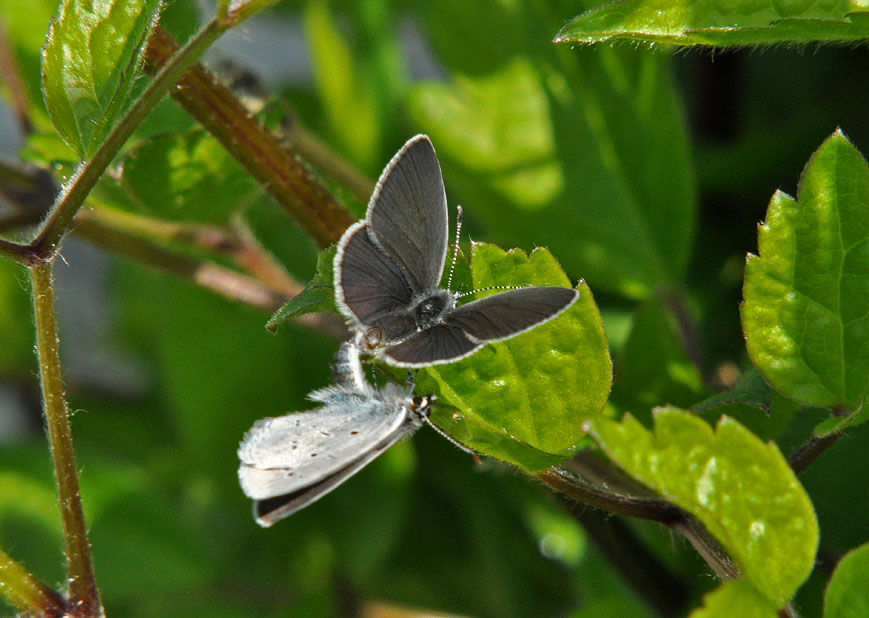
[237, 395, 408, 500]
[384, 323, 480, 367]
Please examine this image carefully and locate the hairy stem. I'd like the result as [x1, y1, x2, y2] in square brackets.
[536, 462, 683, 523]
[29, 263, 102, 617]
[143, 26, 355, 248]
[26, 19, 225, 262]
[537, 456, 738, 584]
[0, 547, 65, 618]
[561, 503, 689, 615]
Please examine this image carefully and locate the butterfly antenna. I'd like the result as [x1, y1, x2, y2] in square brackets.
[454, 283, 526, 300]
[446, 205, 463, 293]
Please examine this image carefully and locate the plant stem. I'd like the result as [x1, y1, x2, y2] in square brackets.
[536, 462, 683, 523]
[28, 19, 225, 262]
[537, 457, 739, 583]
[788, 405, 853, 474]
[143, 26, 355, 248]
[0, 546, 66, 618]
[0, 238, 30, 264]
[788, 433, 840, 475]
[82, 206, 302, 297]
[29, 262, 102, 618]
[561, 503, 689, 615]
[74, 216, 348, 339]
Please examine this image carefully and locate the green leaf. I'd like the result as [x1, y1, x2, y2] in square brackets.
[824, 542, 869, 618]
[688, 580, 778, 618]
[409, 42, 696, 298]
[305, 0, 381, 170]
[266, 246, 336, 333]
[420, 243, 612, 471]
[610, 295, 705, 421]
[586, 408, 818, 606]
[555, 0, 869, 47]
[742, 130, 869, 409]
[693, 367, 771, 413]
[41, 0, 162, 158]
[266, 287, 332, 332]
[119, 131, 262, 223]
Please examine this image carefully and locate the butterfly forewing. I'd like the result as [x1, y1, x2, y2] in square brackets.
[336, 222, 415, 328]
[366, 135, 448, 295]
[253, 425, 413, 526]
[445, 287, 579, 341]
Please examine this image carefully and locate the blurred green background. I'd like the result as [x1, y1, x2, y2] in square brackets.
[0, 0, 867, 616]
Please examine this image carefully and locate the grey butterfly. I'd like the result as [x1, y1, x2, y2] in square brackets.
[238, 340, 434, 526]
[334, 134, 578, 368]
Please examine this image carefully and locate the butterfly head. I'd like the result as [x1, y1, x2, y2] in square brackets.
[410, 393, 436, 417]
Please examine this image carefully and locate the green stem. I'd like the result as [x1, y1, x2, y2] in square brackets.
[28, 19, 225, 262]
[0, 546, 65, 617]
[29, 263, 102, 618]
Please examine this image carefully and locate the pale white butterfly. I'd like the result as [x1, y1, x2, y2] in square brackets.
[238, 340, 436, 526]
